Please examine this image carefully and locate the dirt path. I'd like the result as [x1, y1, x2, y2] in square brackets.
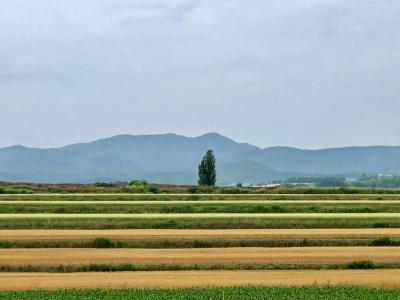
[0, 228, 398, 241]
[0, 247, 399, 265]
[0, 213, 400, 218]
[0, 270, 399, 290]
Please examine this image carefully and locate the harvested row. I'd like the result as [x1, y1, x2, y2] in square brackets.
[0, 228, 398, 241]
[0, 247, 399, 265]
[0, 270, 399, 290]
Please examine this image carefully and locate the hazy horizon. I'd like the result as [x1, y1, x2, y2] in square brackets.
[1, 0, 400, 149]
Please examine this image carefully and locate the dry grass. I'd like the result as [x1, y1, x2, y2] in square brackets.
[0, 270, 399, 290]
[0, 247, 399, 265]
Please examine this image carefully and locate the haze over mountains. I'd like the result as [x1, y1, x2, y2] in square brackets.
[1, 133, 400, 185]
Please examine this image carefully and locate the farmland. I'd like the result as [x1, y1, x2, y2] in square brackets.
[0, 186, 399, 297]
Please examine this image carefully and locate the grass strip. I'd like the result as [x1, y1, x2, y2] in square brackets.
[0, 237, 397, 248]
[0, 261, 397, 272]
[0, 213, 399, 219]
[2, 203, 400, 213]
[1, 286, 400, 300]
[0, 217, 397, 229]
[3, 194, 400, 201]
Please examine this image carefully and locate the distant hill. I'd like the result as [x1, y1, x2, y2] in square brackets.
[250, 146, 400, 174]
[1, 132, 400, 184]
[217, 161, 300, 185]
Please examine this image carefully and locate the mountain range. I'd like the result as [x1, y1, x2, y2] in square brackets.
[1, 132, 400, 184]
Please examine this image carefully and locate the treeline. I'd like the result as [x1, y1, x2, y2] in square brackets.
[286, 174, 400, 188]
[285, 177, 346, 187]
[351, 174, 400, 188]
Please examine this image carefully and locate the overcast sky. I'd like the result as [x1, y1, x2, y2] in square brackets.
[1, 0, 399, 149]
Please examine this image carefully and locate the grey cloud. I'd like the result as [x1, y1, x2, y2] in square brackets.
[0, 0, 399, 149]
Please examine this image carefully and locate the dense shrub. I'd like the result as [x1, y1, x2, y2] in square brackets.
[92, 237, 116, 248]
[347, 260, 375, 269]
[370, 237, 393, 246]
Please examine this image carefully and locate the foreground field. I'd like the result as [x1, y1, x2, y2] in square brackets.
[0, 247, 398, 265]
[0, 270, 399, 290]
[0, 191, 399, 294]
[1, 287, 400, 300]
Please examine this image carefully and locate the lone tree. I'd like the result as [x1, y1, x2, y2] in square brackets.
[198, 149, 216, 186]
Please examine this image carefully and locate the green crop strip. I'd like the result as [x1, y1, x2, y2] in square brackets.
[1, 203, 400, 214]
[0, 286, 400, 300]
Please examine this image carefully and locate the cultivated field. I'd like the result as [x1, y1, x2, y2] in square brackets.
[0, 190, 399, 297]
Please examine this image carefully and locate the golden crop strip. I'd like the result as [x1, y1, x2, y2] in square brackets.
[0, 270, 399, 290]
[0, 247, 399, 265]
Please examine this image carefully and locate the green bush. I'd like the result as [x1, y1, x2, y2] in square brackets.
[370, 237, 393, 246]
[0, 187, 4, 194]
[188, 187, 200, 194]
[373, 222, 389, 228]
[92, 237, 116, 248]
[148, 185, 159, 193]
[0, 241, 13, 248]
[298, 239, 311, 247]
[129, 180, 148, 186]
[347, 260, 375, 269]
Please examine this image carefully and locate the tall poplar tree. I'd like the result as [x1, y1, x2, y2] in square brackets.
[198, 149, 216, 186]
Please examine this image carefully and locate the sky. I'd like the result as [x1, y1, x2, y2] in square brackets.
[0, 0, 399, 149]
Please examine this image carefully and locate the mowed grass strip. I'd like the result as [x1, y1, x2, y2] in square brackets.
[0, 270, 399, 290]
[2, 202, 400, 214]
[0, 228, 398, 241]
[0, 213, 399, 219]
[1, 286, 400, 300]
[2, 200, 400, 204]
[0, 217, 398, 229]
[0, 247, 399, 265]
[2, 194, 400, 201]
